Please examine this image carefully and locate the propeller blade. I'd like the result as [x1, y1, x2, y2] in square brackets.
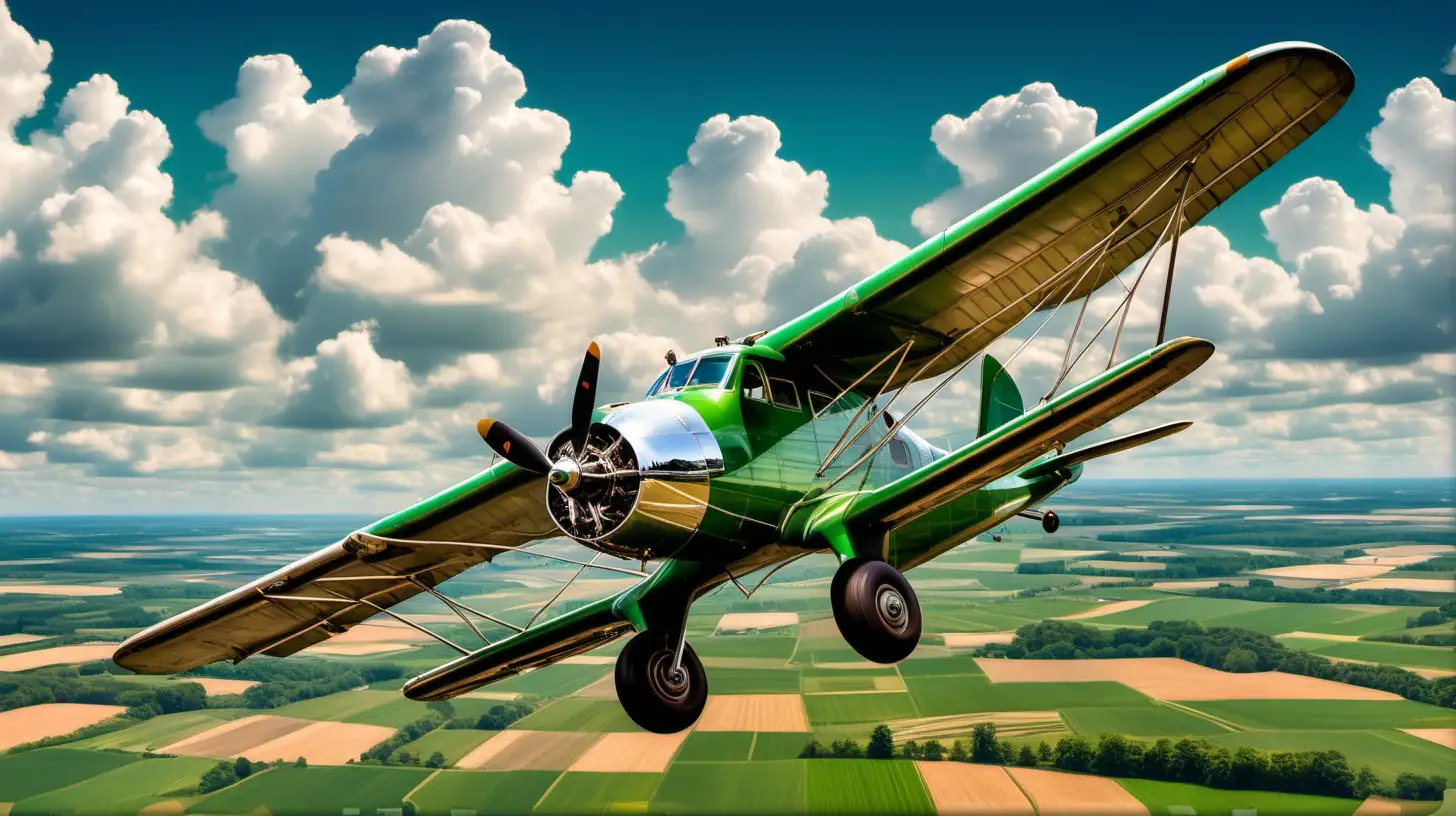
[569, 341, 601, 457]
[477, 418, 552, 474]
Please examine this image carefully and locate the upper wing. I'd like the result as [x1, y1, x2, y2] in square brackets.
[113, 461, 554, 673]
[754, 43, 1352, 391]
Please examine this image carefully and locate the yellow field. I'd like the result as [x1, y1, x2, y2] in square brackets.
[1400, 729, 1456, 750]
[0, 633, 49, 647]
[241, 720, 395, 765]
[0, 703, 126, 750]
[1344, 578, 1456, 593]
[455, 730, 601, 770]
[0, 584, 121, 596]
[567, 730, 689, 772]
[1006, 766, 1148, 815]
[887, 711, 1062, 743]
[915, 762, 1034, 814]
[1254, 564, 1395, 580]
[1055, 600, 1152, 620]
[696, 694, 809, 731]
[976, 657, 1401, 701]
[715, 612, 800, 633]
[939, 632, 1016, 647]
[181, 677, 259, 695]
[0, 643, 119, 671]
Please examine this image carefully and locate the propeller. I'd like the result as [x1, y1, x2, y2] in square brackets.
[476, 340, 603, 477]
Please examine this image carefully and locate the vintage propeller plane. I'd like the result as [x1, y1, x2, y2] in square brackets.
[115, 43, 1354, 733]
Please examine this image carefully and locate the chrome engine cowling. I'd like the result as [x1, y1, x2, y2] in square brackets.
[545, 400, 723, 560]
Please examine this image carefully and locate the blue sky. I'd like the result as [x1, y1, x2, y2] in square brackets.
[0, 0, 1450, 513]
[14, 0, 1453, 255]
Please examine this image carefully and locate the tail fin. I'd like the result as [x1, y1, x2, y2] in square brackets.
[977, 355, 1023, 437]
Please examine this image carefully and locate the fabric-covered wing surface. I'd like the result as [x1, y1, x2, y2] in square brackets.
[113, 461, 553, 673]
[756, 43, 1353, 391]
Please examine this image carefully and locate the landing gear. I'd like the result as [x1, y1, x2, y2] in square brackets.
[1042, 511, 1059, 534]
[831, 558, 921, 664]
[615, 629, 707, 733]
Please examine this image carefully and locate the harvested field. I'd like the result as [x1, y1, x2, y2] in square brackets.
[567, 730, 689, 772]
[158, 715, 307, 757]
[888, 712, 1062, 743]
[1079, 560, 1166, 572]
[1345, 554, 1437, 566]
[180, 677, 258, 695]
[241, 720, 395, 764]
[1124, 550, 1185, 558]
[1354, 797, 1411, 816]
[975, 657, 1401, 701]
[1185, 544, 1299, 557]
[1363, 544, 1455, 557]
[696, 694, 809, 731]
[1254, 564, 1395, 580]
[1149, 580, 1232, 590]
[940, 632, 1016, 648]
[1400, 728, 1456, 750]
[1276, 631, 1363, 642]
[306, 642, 415, 655]
[1345, 578, 1456, 592]
[1056, 600, 1152, 620]
[915, 762, 1033, 815]
[0, 633, 48, 647]
[560, 654, 616, 665]
[715, 612, 799, 633]
[574, 673, 616, 699]
[1006, 767, 1148, 815]
[0, 643, 119, 671]
[1020, 548, 1104, 562]
[0, 584, 121, 596]
[0, 703, 126, 750]
[455, 729, 601, 770]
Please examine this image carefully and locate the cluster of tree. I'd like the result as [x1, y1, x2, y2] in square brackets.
[176, 659, 405, 710]
[443, 700, 535, 730]
[0, 596, 162, 636]
[1368, 631, 1456, 647]
[359, 712, 445, 764]
[1095, 522, 1449, 548]
[978, 620, 1456, 708]
[1, 667, 206, 719]
[1017, 553, 1310, 580]
[1403, 601, 1456, 629]
[810, 722, 1446, 801]
[119, 583, 226, 600]
[1192, 578, 1430, 607]
[193, 756, 306, 794]
[391, 749, 449, 768]
[1391, 556, 1456, 572]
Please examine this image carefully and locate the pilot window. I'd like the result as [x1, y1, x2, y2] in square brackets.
[808, 391, 832, 416]
[666, 359, 697, 390]
[889, 438, 912, 468]
[769, 378, 800, 411]
[688, 355, 733, 387]
[742, 362, 768, 401]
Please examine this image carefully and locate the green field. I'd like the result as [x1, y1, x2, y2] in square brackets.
[535, 771, 662, 814]
[1208, 730, 1456, 780]
[1062, 704, 1230, 737]
[271, 689, 397, 721]
[1118, 777, 1363, 815]
[804, 692, 919, 725]
[410, 769, 558, 815]
[905, 676, 1148, 716]
[486, 662, 610, 697]
[73, 709, 240, 751]
[675, 731, 754, 762]
[694, 636, 798, 660]
[12, 756, 217, 816]
[1287, 639, 1456, 671]
[398, 728, 496, 765]
[708, 667, 801, 693]
[1093, 597, 1264, 626]
[515, 697, 641, 731]
[653, 760, 805, 813]
[752, 731, 814, 761]
[897, 654, 986, 678]
[0, 749, 140, 802]
[190, 766, 432, 815]
[1184, 699, 1456, 730]
[803, 759, 935, 814]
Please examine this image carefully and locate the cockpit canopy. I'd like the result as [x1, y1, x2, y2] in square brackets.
[645, 353, 735, 397]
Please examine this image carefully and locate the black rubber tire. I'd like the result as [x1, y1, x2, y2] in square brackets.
[615, 630, 708, 734]
[830, 557, 921, 664]
[1042, 511, 1060, 534]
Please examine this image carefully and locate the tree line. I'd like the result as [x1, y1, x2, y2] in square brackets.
[978, 620, 1456, 708]
[803, 722, 1446, 801]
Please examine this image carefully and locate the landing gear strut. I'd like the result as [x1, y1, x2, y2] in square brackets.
[830, 558, 922, 664]
[615, 629, 707, 733]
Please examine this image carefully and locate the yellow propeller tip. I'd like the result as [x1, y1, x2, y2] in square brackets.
[476, 418, 495, 439]
[587, 341, 600, 359]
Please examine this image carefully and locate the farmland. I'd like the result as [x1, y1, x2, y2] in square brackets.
[0, 481, 1451, 814]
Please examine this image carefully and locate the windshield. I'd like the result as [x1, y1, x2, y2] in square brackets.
[647, 354, 736, 396]
[687, 355, 733, 387]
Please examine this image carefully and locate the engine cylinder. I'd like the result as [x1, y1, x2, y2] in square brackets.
[546, 400, 723, 560]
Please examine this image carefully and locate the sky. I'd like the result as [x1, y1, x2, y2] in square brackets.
[0, 0, 1450, 514]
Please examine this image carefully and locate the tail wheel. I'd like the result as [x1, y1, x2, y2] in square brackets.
[1042, 511, 1060, 534]
[615, 630, 707, 734]
[831, 557, 921, 664]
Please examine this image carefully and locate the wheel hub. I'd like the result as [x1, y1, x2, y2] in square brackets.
[876, 585, 909, 633]
[647, 650, 691, 703]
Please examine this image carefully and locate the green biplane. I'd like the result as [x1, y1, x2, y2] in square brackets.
[115, 43, 1354, 733]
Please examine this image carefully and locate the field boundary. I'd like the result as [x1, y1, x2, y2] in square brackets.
[402, 768, 441, 804]
[1004, 765, 1039, 814]
[1158, 701, 1239, 732]
[530, 769, 569, 811]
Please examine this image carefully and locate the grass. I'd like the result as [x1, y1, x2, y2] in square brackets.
[0, 748, 140, 802]
[1092, 597, 1264, 626]
[190, 765, 432, 815]
[752, 732, 814, 761]
[397, 728, 496, 765]
[694, 635, 798, 660]
[535, 771, 662, 814]
[652, 760, 804, 813]
[486, 662, 610, 697]
[409, 769, 558, 815]
[1207, 730, 1456, 781]
[1183, 699, 1456, 731]
[1297, 640, 1456, 671]
[1118, 777, 1362, 815]
[515, 697, 641, 732]
[72, 709, 240, 751]
[803, 674, 883, 693]
[905, 676, 1148, 717]
[271, 689, 396, 721]
[345, 695, 508, 728]
[803, 759, 935, 814]
[1061, 704, 1230, 738]
[11, 756, 217, 816]
[897, 654, 986, 678]
[804, 692, 919, 725]
[674, 731, 754, 762]
[707, 667, 801, 693]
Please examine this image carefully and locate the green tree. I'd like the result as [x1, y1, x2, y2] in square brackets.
[970, 723, 999, 763]
[1016, 745, 1037, 767]
[998, 740, 1015, 765]
[867, 725, 895, 759]
[799, 740, 824, 758]
[950, 740, 968, 762]
[425, 751, 446, 769]
[1036, 741, 1053, 763]
[1093, 734, 1135, 776]
[1353, 766, 1385, 798]
[921, 740, 945, 761]
[234, 757, 253, 779]
[198, 761, 238, 793]
[294, 757, 307, 768]
[900, 740, 920, 760]
[1054, 736, 1093, 773]
[1222, 648, 1259, 673]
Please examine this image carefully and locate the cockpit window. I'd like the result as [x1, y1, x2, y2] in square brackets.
[666, 359, 697, 390]
[687, 355, 733, 387]
[742, 361, 768, 402]
[645, 371, 667, 397]
[769, 378, 800, 411]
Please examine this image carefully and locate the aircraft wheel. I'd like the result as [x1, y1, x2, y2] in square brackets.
[615, 630, 707, 734]
[1042, 511, 1060, 534]
[831, 557, 921, 664]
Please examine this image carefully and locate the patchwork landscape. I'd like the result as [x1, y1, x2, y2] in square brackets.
[0, 479, 1452, 815]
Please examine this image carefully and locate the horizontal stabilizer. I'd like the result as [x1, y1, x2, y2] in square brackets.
[1018, 421, 1192, 479]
